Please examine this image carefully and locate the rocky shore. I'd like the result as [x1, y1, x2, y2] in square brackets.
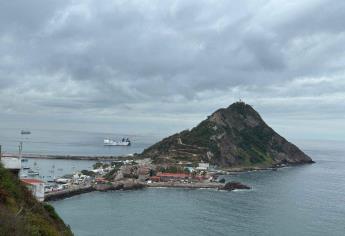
[219, 182, 251, 191]
[45, 179, 251, 201]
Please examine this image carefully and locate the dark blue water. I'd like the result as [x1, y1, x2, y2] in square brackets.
[52, 140, 345, 236]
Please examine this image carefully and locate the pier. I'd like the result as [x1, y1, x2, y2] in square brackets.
[45, 185, 95, 201]
[2, 153, 131, 161]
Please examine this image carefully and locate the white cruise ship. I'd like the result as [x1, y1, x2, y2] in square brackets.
[104, 138, 131, 146]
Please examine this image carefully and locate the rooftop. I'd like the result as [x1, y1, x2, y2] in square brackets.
[21, 178, 45, 185]
[1, 157, 21, 170]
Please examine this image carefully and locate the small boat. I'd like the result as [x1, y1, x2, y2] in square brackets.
[21, 130, 31, 135]
[104, 137, 131, 146]
[28, 170, 40, 176]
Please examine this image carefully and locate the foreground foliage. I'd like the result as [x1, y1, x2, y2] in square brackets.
[0, 163, 73, 236]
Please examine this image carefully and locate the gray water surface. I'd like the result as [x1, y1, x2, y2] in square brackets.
[0, 128, 159, 156]
[52, 141, 345, 236]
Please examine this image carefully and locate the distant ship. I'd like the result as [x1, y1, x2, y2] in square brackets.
[21, 130, 31, 135]
[104, 138, 131, 146]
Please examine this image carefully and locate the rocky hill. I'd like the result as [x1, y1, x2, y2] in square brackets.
[141, 102, 313, 168]
[0, 163, 73, 236]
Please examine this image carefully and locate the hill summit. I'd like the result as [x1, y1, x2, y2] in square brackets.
[141, 102, 313, 168]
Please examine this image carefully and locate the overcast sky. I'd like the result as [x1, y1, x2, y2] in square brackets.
[1, 0, 345, 140]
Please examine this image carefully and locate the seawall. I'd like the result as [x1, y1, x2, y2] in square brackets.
[45, 186, 95, 201]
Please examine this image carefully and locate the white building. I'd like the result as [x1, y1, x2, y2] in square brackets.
[1, 157, 21, 176]
[21, 178, 45, 202]
[196, 162, 210, 171]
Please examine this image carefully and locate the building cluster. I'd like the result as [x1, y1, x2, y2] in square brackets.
[1, 147, 216, 202]
[149, 162, 214, 183]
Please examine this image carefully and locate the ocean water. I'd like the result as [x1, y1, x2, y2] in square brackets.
[0, 128, 159, 156]
[21, 158, 96, 181]
[51, 140, 345, 236]
[0, 128, 160, 180]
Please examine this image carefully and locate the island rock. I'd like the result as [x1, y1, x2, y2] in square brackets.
[141, 102, 313, 169]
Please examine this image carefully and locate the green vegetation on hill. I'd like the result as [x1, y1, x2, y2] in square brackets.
[141, 102, 313, 168]
[0, 163, 73, 236]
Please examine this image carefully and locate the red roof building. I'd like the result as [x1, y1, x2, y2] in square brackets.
[21, 178, 45, 202]
[95, 177, 108, 183]
[150, 176, 160, 182]
[21, 178, 45, 185]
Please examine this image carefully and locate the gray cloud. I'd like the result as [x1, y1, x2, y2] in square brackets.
[0, 0, 345, 139]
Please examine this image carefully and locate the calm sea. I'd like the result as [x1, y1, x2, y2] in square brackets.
[0, 127, 159, 156]
[1, 128, 344, 235]
[48, 139, 345, 236]
[0, 128, 160, 179]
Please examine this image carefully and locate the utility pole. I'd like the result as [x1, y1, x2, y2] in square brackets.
[19, 142, 23, 161]
[0, 145, 2, 161]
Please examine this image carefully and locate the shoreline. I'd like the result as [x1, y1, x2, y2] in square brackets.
[4, 153, 314, 172]
[218, 161, 315, 174]
[41, 162, 313, 202]
[3, 153, 132, 161]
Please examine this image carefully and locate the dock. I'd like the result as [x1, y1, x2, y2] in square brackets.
[45, 185, 95, 201]
[2, 153, 132, 161]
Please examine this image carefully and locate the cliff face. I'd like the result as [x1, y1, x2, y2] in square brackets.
[141, 102, 313, 168]
[0, 164, 73, 236]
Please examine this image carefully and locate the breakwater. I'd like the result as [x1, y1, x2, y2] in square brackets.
[45, 185, 95, 201]
[45, 181, 146, 201]
[3, 153, 133, 161]
[45, 181, 227, 201]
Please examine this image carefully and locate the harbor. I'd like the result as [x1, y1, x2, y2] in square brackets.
[1, 145, 233, 202]
[38, 159, 233, 202]
[0, 130, 251, 203]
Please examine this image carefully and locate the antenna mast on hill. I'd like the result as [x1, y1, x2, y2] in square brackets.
[238, 91, 244, 104]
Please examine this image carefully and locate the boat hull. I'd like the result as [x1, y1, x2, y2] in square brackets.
[104, 138, 131, 146]
[104, 143, 130, 146]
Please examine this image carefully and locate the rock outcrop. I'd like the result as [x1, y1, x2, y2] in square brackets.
[141, 102, 313, 168]
[219, 182, 251, 191]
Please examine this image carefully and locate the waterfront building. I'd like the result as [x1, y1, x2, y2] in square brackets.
[21, 178, 45, 202]
[1, 156, 21, 176]
[0, 143, 22, 176]
[196, 163, 210, 171]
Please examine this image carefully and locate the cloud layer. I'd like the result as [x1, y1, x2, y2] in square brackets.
[1, 0, 345, 139]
